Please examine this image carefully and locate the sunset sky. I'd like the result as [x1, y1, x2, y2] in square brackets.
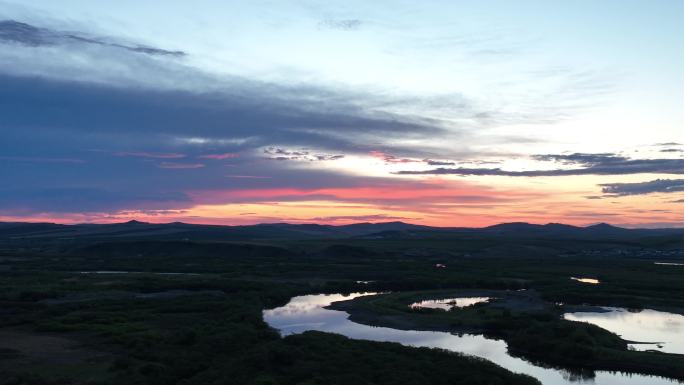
[1, 0, 683, 227]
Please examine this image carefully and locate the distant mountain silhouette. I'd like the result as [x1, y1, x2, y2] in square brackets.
[584, 222, 631, 236]
[0, 220, 682, 243]
[123, 220, 147, 225]
[484, 222, 587, 237]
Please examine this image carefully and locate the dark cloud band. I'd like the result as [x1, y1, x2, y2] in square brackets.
[599, 179, 684, 197]
[398, 153, 684, 177]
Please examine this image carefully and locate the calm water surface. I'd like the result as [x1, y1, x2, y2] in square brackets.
[264, 293, 681, 385]
[410, 297, 492, 310]
[564, 307, 684, 354]
[570, 277, 600, 284]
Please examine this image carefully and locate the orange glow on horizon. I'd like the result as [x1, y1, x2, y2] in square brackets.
[2, 175, 683, 228]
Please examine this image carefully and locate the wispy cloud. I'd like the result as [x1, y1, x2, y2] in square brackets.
[0, 156, 85, 163]
[264, 147, 345, 162]
[309, 214, 412, 222]
[0, 20, 185, 56]
[158, 162, 205, 169]
[198, 153, 240, 160]
[370, 151, 420, 164]
[0, 188, 190, 213]
[116, 152, 186, 159]
[318, 19, 363, 31]
[424, 159, 455, 166]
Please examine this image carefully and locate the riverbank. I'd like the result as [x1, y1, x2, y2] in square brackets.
[328, 290, 684, 381]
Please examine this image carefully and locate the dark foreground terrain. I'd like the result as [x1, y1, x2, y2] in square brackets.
[1, 221, 683, 384]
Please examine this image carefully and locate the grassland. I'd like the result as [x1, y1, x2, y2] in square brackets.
[1, 231, 683, 384]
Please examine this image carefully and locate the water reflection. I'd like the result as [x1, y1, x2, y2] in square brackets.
[264, 293, 681, 385]
[410, 297, 492, 310]
[570, 277, 600, 284]
[564, 307, 684, 354]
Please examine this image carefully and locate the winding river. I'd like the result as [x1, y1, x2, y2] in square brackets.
[264, 293, 681, 385]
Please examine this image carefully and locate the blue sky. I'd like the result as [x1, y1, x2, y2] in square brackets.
[1, 1, 683, 226]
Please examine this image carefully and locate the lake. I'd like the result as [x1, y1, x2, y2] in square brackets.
[564, 307, 684, 354]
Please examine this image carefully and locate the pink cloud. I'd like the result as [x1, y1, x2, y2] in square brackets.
[206, 186, 492, 200]
[188, 179, 543, 208]
[309, 214, 414, 222]
[198, 153, 240, 160]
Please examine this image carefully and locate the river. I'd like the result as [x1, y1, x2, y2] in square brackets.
[264, 293, 681, 385]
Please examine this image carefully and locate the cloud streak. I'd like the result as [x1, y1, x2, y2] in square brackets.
[263, 147, 345, 162]
[309, 214, 412, 222]
[0, 20, 185, 56]
[198, 153, 240, 160]
[116, 152, 186, 159]
[0, 188, 191, 213]
[398, 153, 684, 177]
[0, 156, 85, 163]
[158, 162, 205, 169]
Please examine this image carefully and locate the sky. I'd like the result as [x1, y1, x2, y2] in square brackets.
[0, 0, 683, 227]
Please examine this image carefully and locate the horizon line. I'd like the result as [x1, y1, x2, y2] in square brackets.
[3, 219, 683, 230]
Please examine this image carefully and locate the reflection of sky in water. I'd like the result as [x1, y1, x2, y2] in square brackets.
[565, 307, 684, 354]
[410, 297, 491, 310]
[264, 293, 681, 385]
[570, 277, 600, 284]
